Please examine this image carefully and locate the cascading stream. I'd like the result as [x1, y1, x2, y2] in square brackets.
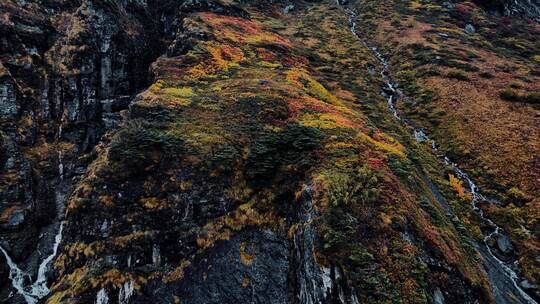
[0, 221, 64, 304]
[344, 6, 537, 304]
[0, 125, 68, 303]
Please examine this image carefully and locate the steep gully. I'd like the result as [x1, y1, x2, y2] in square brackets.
[0, 134, 68, 304]
[0, 10, 159, 304]
[344, 6, 537, 304]
[0, 110, 68, 303]
[0, 92, 139, 302]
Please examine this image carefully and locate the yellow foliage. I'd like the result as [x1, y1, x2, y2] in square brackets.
[239, 242, 256, 265]
[149, 79, 165, 92]
[286, 69, 343, 106]
[111, 231, 151, 247]
[98, 195, 114, 206]
[300, 113, 355, 129]
[196, 202, 277, 249]
[139, 197, 168, 210]
[242, 275, 251, 288]
[324, 142, 357, 150]
[258, 61, 282, 68]
[357, 132, 405, 157]
[162, 87, 195, 98]
[162, 260, 191, 283]
[187, 42, 245, 80]
[46, 266, 90, 304]
[90, 269, 146, 290]
[449, 174, 467, 199]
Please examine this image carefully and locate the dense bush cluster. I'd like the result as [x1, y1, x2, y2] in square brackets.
[245, 124, 323, 183]
[499, 88, 540, 104]
[109, 123, 184, 172]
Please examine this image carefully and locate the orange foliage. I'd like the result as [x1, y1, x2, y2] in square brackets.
[256, 48, 277, 62]
[198, 12, 291, 48]
[368, 157, 384, 169]
[187, 42, 245, 80]
[449, 174, 467, 199]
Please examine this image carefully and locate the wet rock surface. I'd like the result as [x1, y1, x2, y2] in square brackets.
[0, 0, 178, 301]
[171, 229, 290, 304]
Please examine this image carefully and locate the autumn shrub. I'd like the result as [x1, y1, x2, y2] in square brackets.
[456, 4, 468, 14]
[441, 60, 479, 72]
[479, 71, 493, 78]
[446, 68, 470, 80]
[449, 174, 467, 199]
[109, 123, 184, 172]
[245, 124, 323, 183]
[500, 88, 540, 104]
[326, 165, 380, 209]
[210, 144, 240, 172]
[418, 198, 445, 226]
[506, 187, 531, 206]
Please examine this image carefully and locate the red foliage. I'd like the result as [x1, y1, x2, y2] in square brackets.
[368, 157, 384, 169]
[501, 16, 511, 25]
[282, 55, 309, 68]
[200, 12, 261, 35]
[256, 48, 277, 62]
[286, 98, 305, 120]
[456, 4, 468, 14]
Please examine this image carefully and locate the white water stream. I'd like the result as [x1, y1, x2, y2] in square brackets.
[345, 7, 537, 304]
[0, 141, 66, 303]
[0, 221, 64, 303]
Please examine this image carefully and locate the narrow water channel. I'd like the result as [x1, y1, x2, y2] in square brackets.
[344, 6, 538, 304]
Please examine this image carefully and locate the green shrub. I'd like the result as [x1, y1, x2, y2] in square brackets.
[109, 123, 184, 171]
[479, 71, 493, 79]
[500, 88, 540, 104]
[446, 69, 469, 80]
[245, 124, 323, 182]
[326, 165, 381, 209]
[506, 187, 531, 205]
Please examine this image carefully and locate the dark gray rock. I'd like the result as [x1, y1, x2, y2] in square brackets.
[496, 233, 514, 255]
[283, 4, 295, 13]
[173, 229, 290, 304]
[0, 80, 18, 119]
[443, 1, 456, 9]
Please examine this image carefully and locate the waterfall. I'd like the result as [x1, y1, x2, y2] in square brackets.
[344, 6, 537, 304]
[0, 221, 64, 303]
[58, 151, 64, 180]
[95, 288, 109, 304]
[0, 246, 39, 304]
[118, 280, 134, 304]
[0, 171, 66, 303]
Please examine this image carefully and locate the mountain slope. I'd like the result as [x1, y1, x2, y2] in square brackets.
[0, 0, 539, 303]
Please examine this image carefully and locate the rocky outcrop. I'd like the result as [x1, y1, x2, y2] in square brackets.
[0, 0, 180, 301]
[471, 0, 540, 20]
[505, 0, 540, 21]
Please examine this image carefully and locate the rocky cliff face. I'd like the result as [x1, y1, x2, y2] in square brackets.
[475, 0, 540, 21]
[1, 0, 539, 303]
[0, 0, 176, 302]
